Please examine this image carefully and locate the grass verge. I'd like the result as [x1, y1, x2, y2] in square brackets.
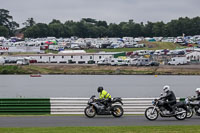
[1, 65, 200, 75]
[0, 125, 200, 133]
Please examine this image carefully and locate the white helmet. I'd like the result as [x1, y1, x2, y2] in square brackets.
[196, 88, 200, 94]
[163, 85, 170, 93]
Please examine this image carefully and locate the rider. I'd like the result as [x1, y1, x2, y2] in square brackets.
[97, 86, 111, 108]
[160, 85, 177, 114]
[193, 88, 200, 100]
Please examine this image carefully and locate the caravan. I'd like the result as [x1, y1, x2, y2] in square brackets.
[168, 57, 188, 65]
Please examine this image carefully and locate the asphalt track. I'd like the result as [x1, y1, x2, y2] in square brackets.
[0, 115, 200, 127]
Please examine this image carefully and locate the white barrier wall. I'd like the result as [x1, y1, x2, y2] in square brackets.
[50, 98, 155, 115]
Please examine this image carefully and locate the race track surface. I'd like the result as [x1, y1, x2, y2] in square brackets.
[0, 115, 200, 127]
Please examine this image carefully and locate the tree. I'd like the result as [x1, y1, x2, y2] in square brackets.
[0, 9, 12, 27]
[23, 18, 36, 27]
[48, 23, 65, 38]
[108, 23, 122, 37]
[96, 20, 108, 28]
[82, 18, 97, 24]
[0, 9, 19, 36]
[152, 21, 165, 36]
[0, 25, 9, 37]
[143, 21, 154, 37]
[49, 19, 61, 25]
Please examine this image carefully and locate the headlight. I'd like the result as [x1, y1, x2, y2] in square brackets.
[152, 100, 155, 105]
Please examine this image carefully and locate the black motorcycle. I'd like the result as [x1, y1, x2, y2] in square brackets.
[84, 95, 124, 118]
[145, 95, 187, 121]
[185, 97, 200, 118]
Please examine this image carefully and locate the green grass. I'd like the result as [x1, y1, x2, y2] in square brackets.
[44, 49, 59, 54]
[0, 126, 199, 133]
[0, 65, 27, 74]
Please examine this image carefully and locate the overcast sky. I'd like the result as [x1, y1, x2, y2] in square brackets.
[1, 0, 200, 27]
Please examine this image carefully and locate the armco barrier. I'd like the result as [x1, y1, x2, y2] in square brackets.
[0, 98, 50, 114]
[50, 98, 155, 114]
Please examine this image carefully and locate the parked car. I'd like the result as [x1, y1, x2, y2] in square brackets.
[146, 61, 160, 66]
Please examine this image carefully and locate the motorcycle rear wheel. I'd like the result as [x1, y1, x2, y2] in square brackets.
[84, 106, 96, 118]
[111, 105, 124, 117]
[145, 107, 159, 121]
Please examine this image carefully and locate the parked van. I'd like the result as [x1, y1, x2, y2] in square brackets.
[130, 58, 138, 66]
[136, 58, 150, 66]
[168, 57, 188, 65]
[97, 58, 111, 65]
[153, 50, 162, 55]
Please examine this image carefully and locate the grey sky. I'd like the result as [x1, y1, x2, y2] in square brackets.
[1, 0, 200, 27]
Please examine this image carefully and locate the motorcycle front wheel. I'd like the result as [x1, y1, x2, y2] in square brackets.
[175, 107, 187, 120]
[84, 106, 96, 118]
[145, 107, 159, 121]
[111, 105, 124, 117]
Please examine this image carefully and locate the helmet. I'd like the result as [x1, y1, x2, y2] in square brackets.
[196, 88, 200, 94]
[97, 86, 103, 93]
[163, 85, 170, 93]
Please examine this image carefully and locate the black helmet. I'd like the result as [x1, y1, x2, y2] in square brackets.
[97, 86, 103, 93]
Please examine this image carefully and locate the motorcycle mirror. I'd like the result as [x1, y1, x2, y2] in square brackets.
[160, 93, 163, 96]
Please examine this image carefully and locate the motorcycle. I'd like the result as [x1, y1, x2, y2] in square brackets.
[84, 95, 124, 118]
[185, 97, 200, 118]
[145, 94, 187, 121]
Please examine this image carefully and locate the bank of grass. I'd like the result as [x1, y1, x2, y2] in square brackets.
[0, 126, 199, 133]
[1, 65, 200, 75]
[0, 65, 27, 74]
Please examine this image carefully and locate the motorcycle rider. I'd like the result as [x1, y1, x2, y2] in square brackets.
[193, 88, 200, 100]
[97, 86, 111, 109]
[160, 85, 177, 114]
[190, 88, 200, 114]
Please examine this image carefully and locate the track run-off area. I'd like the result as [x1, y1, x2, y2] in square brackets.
[0, 115, 200, 127]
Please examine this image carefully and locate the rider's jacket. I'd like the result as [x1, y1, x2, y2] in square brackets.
[99, 90, 111, 99]
[194, 94, 200, 100]
[161, 90, 176, 103]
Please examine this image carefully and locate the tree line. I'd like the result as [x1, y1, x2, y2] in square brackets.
[1, 9, 200, 38]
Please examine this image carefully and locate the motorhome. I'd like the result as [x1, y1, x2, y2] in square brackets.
[136, 58, 150, 66]
[168, 57, 188, 65]
[16, 57, 30, 65]
[130, 58, 150, 66]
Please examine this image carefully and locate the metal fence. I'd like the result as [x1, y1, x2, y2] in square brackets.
[50, 98, 154, 114]
[0, 98, 50, 114]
